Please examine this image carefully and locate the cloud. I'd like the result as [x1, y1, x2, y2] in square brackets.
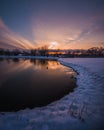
[0, 19, 35, 50]
[64, 15, 104, 46]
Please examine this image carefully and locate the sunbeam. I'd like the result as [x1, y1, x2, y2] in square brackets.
[0, 19, 35, 50]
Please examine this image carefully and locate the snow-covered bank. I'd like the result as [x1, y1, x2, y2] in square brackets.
[0, 58, 104, 130]
[0, 55, 58, 60]
[59, 58, 104, 76]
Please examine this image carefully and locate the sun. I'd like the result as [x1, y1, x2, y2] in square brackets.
[49, 41, 59, 49]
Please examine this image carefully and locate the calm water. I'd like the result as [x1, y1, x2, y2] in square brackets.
[0, 58, 77, 111]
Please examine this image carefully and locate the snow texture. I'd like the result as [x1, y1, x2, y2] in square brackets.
[0, 58, 104, 130]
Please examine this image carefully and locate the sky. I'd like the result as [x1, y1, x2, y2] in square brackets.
[0, 0, 104, 50]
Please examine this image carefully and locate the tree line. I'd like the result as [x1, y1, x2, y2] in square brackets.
[0, 47, 104, 57]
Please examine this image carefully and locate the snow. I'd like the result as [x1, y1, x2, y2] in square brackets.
[0, 58, 104, 130]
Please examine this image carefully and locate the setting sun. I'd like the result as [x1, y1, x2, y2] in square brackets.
[49, 41, 59, 49]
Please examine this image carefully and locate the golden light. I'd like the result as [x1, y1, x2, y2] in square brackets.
[49, 41, 59, 49]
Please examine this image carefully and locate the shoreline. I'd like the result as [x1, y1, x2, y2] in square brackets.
[0, 58, 104, 130]
[58, 58, 79, 75]
[0, 55, 58, 60]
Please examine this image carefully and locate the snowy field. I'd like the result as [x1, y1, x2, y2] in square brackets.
[0, 58, 104, 130]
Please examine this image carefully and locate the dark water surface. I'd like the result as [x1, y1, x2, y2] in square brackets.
[0, 58, 77, 111]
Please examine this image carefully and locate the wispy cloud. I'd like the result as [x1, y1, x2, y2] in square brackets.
[0, 15, 104, 50]
[0, 19, 35, 50]
[64, 15, 104, 46]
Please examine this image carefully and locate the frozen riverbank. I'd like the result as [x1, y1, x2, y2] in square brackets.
[0, 58, 104, 130]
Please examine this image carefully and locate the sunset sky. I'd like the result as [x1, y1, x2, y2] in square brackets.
[0, 0, 104, 50]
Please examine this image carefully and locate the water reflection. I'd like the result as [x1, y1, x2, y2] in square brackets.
[30, 59, 60, 70]
[0, 59, 77, 111]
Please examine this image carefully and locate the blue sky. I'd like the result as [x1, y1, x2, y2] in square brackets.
[0, 0, 104, 49]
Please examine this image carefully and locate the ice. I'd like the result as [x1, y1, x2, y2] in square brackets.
[0, 58, 104, 130]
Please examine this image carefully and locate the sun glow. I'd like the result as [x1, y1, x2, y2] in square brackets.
[49, 41, 59, 49]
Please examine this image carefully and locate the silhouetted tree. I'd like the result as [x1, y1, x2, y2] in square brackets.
[38, 45, 48, 56]
[12, 49, 20, 56]
[5, 49, 11, 55]
[30, 49, 36, 56]
[87, 47, 104, 57]
[0, 48, 4, 55]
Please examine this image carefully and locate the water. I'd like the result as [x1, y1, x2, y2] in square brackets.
[0, 58, 77, 111]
